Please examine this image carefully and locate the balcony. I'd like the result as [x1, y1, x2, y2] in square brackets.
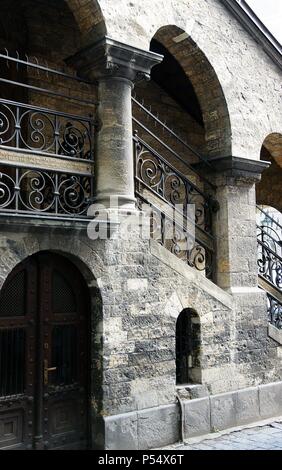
[0, 50, 218, 280]
[0, 51, 95, 221]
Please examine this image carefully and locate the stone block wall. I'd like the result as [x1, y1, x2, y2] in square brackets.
[0, 217, 281, 448]
[98, 0, 282, 160]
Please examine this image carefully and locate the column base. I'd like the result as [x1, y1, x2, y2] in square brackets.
[90, 194, 137, 213]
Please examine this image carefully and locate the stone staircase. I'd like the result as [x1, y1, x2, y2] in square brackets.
[132, 96, 218, 281]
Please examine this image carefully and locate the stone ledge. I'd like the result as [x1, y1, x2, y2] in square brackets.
[268, 323, 282, 345]
[150, 239, 233, 309]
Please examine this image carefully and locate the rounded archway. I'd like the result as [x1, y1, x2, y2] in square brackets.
[67, 0, 106, 46]
[0, 251, 93, 450]
[150, 25, 232, 159]
[257, 133, 282, 213]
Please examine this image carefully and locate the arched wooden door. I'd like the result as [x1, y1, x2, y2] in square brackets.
[0, 252, 90, 450]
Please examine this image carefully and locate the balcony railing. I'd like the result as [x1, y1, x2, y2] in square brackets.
[267, 292, 282, 330]
[0, 162, 93, 219]
[132, 97, 218, 280]
[0, 99, 94, 161]
[0, 51, 218, 282]
[257, 207, 282, 291]
[0, 50, 96, 220]
[257, 206, 282, 329]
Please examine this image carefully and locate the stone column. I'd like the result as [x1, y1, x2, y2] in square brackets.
[67, 37, 163, 211]
[211, 156, 269, 292]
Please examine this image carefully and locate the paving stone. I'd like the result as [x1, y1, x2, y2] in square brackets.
[163, 420, 282, 450]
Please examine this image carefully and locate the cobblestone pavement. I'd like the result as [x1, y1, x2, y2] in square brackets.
[166, 420, 282, 450]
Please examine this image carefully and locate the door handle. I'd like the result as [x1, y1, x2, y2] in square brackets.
[44, 359, 57, 385]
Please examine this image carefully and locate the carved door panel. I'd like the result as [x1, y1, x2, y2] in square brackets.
[0, 258, 37, 450]
[0, 253, 89, 450]
[38, 253, 89, 450]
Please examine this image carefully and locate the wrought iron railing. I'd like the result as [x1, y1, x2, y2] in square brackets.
[257, 206, 282, 329]
[136, 193, 214, 278]
[0, 50, 95, 220]
[257, 207, 282, 290]
[134, 134, 216, 232]
[267, 292, 282, 330]
[0, 99, 95, 161]
[0, 162, 93, 218]
[132, 98, 217, 279]
[132, 96, 212, 169]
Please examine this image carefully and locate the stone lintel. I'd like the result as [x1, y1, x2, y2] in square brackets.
[66, 36, 163, 82]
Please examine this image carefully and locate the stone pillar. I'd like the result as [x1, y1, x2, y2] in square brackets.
[211, 156, 269, 292]
[67, 37, 163, 211]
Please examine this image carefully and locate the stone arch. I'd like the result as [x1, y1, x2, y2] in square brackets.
[66, 0, 107, 45]
[262, 133, 282, 166]
[176, 308, 201, 385]
[151, 25, 232, 159]
[0, 242, 104, 449]
[257, 133, 282, 213]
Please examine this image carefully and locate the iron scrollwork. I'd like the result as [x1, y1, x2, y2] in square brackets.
[0, 165, 93, 217]
[267, 293, 282, 329]
[0, 99, 94, 161]
[136, 195, 214, 279]
[135, 138, 215, 235]
[257, 225, 282, 290]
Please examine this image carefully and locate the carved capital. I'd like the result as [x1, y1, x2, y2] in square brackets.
[66, 36, 163, 83]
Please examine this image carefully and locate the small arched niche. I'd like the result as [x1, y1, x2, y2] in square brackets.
[175, 308, 201, 385]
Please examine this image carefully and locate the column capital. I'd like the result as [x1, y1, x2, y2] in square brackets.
[66, 36, 163, 82]
[195, 155, 270, 187]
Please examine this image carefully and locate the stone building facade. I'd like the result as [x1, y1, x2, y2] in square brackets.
[0, 0, 281, 450]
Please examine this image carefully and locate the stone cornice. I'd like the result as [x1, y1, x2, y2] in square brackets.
[66, 36, 163, 82]
[194, 155, 270, 182]
[210, 155, 270, 176]
[208, 155, 270, 185]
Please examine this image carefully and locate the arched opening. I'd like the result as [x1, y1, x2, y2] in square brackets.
[256, 135, 282, 330]
[0, 0, 98, 217]
[0, 0, 96, 111]
[134, 25, 231, 162]
[257, 133, 282, 213]
[0, 251, 94, 450]
[67, 0, 106, 46]
[175, 309, 201, 385]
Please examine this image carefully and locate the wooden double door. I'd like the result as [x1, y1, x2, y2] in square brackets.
[0, 252, 90, 450]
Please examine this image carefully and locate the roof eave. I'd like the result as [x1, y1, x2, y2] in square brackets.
[221, 0, 282, 70]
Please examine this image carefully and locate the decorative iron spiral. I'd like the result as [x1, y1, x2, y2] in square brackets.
[0, 104, 17, 145]
[164, 172, 185, 206]
[138, 149, 163, 192]
[20, 111, 55, 152]
[0, 172, 16, 208]
[58, 175, 90, 215]
[188, 245, 206, 271]
[267, 295, 282, 329]
[59, 121, 89, 159]
[18, 170, 55, 212]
